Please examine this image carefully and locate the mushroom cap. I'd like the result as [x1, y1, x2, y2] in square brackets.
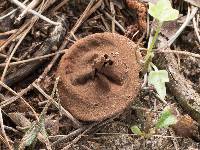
[57, 33, 141, 121]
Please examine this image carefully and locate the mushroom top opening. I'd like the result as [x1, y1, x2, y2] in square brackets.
[57, 33, 141, 121]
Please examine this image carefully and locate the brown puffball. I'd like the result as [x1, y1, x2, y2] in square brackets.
[57, 33, 141, 121]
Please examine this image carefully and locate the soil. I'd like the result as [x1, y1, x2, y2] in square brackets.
[0, 0, 200, 150]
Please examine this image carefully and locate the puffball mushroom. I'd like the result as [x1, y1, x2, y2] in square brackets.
[57, 33, 141, 121]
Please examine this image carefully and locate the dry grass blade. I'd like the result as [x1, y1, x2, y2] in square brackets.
[1, 27, 31, 83]
[0, 0, 29, 20]
[0, 0, 57, 53]
[168, 6, 198, 46]
[193, 15, 200, 43]
[51, 127, 86, 147]
[0, 49, 67, 67]
[32, 83, 82, 128]
[51, 0, 70, 13]
[103, 11, 125, 33]
[110, 0, 116, 33]
[62, 124, 97, 150]
[0, 81, 39, 121]
[16, 0, 41, 22]
[0, 53, 19, 61]
[0, 108, 13, 150]
[140, 48, 200, 59]
[10, 0, 60, 25]
[70, 0, 102, 35]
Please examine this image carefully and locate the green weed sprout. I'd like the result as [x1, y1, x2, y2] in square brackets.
[131, 0, 179, 137]
[131, 106, 177, 137]
[144, 0, 179, 72]
[155, 106, 177, 129]
[144, 0, 179, 101]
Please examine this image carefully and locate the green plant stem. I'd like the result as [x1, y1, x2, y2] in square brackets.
[143, 21, 163, 73]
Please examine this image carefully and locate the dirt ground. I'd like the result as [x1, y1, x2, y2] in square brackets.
[0, 0, 200, 149]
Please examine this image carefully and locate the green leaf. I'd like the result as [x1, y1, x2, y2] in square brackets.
[131, 125, 143, 135]
[148, 70, 169, 100]
[156, 106, 178, 129]
[149, 0, 179, 22]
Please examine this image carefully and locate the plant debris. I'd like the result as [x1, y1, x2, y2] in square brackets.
[172, 115, 200, 141]
[125, 0, 147, 39]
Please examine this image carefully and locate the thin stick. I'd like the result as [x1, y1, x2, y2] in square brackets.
[62, 124, 96, 150]
[1, 26, 31, 82]
[110, 0, 115, 33]
[0, 49, 67, 67]
[0, 0, 29, 20]
[168, 6, 198, 46]
[16, 0, 41, 22]
[193, 16, 200, 43]
[0, 81, 39, 121]
[0, 9, 17, 20]
[140, 48, 200, 59]
[70, 0, 99, 34]
[0, 108, 12, 150]
[51, 0, 70, 13]
[52, 127, 86, 147]
[32, 83, 82, 128]
[103, 11, 125, 33]
[10, 0, 60, 25]
[0, 29, 17, 38]
[0, 84, 34, 112]
[158, 49, 200, 58]
[99, 12, 110, 32]
[0, 20, 31, 52]
[0, 53, 19, 61]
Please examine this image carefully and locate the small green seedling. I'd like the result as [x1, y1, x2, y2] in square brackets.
[156, 106, 177, 129]
[131, 0, 179, 139]
[131, 106, 177, 137]
[148, 67, 169, 100]
[131, 125, 144, 136]
[144, 0, 179, 100]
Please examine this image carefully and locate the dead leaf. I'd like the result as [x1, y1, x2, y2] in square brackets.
[172, 115, 200, 140]
[45, 115, 60, 135]
[8, 113, 31, 128]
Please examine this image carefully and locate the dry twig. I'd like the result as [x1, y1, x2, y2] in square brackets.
[0, 81, 39, 121]
[32, 83, 82, 128]
[10, 0, 60, 25]
[0, 108, 12, 150]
